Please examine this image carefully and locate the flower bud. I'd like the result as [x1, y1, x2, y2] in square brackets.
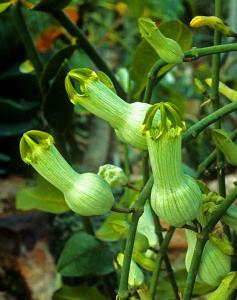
[134, 233, 149, 253]
[98, 164, 128, 188]
[198, 191, 237, 231]
[139, 17, 184, 64]
[143, 102, 202, 227]
[65, 68, 160, 150]
[117, 253, 144, 287]
[190, 16, 236, 36]
[185, 230, 231, 287]
[20, 130, 114, 216]
[205, 78, 237, 102]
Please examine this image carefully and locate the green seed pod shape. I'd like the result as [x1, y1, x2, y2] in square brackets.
[65, 68, 160, 150]
[185, 230, 231, 287]
[20, 130, 114, 216]
[147, 130, 202, 227]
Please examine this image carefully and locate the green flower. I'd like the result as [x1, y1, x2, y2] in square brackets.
[20, 130, 114, 216]
[65, 68, 160, 150]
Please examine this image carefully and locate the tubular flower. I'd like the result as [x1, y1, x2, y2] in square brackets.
[20, 130, 114, 216]
[143, 102, 202, 227]
[65, 68, 160, 150]
[185, 230, 231, 287]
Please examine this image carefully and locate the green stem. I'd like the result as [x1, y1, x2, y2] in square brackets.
[146, 43, 237, 104]
[149, 227, 176, 299]
[183, 184, 237, 300]
[143, 60, 166, 103]
[211, 0, 226, 198]
[196, 128, 237, 178]
[185, 43, 237, 60]
[80, 216, 94, 236]
[151, 214, 179, 300]
[117, 176, 154, 299]
[13, 3, 44, 80]
[182, 101, 237, 144]
[49, 10, 126, 99]
[124, 144, 131, 178]
[142, 151, 149, 185]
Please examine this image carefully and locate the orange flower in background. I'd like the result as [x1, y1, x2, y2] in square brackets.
[35, 6, 79, 53]
[64, 7, 80, 23]
[35, 27, 64, 53]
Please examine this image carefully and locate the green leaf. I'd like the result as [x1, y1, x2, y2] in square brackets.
[40, 45, 78, 88]
[53, 285, 107, 300]
[127, 0, 148, 17]
[157, 269, 213, 299]
[212, 129, 237, 165]
[208, 272, 237, 300]
[153, 0, 184, 20]
[0, 119, 39, 137]
[130, 40, 158, 100]
[33, 0, 71, 11]
[130, 20, 192, 99]
[159, 20, 192, 51]
[0, 153, 11, 162]
[0, 2, 11, 13]
[57, 232, 114, 276]
[96, 212, 129, 242]
[0, 98, 38, 119]
[43, 61, 74, 133]
[16, 176, 69, 214]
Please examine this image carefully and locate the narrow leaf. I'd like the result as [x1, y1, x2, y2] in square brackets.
[43, 61, 74, 133]
[16, 176, 69, 214]
[212, 129, 237, 165]
[0, 2, 11, 13]
[40, 45, 77, 88]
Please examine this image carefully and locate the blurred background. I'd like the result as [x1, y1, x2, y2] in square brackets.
[0, 0, 237, 299]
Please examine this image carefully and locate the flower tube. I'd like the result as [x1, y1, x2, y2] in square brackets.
[65, 68, 160, 150]
[143, 102, 202, 227]
[185, 230, 231, 287]
[20, 130, 114, 216]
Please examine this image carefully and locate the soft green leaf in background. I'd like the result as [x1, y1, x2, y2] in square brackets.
[157, 269, 213, 299]
[43, 60, 74, 133]
[208, 272, 237, 300]
[40, 45, 78, 88]
[96, 212, 129, 242]
[0, 119, 39, 137]
[212, 129, 237, 165]
[53, 285, 107, 300]
[0, 2, 11, 14]
[16, 176, 69, 214]
[57, 232, 114, 276]
[0, 98, 38, 120]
